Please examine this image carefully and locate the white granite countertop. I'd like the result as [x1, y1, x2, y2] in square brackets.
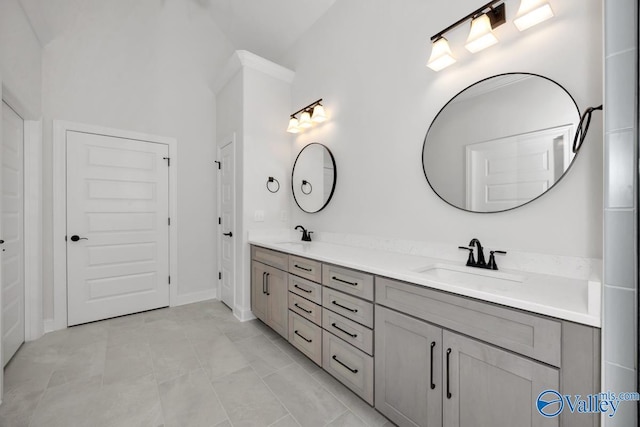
[248, 237, 601, 328]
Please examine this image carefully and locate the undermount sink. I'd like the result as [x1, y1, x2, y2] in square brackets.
[274, 241, 310, 249]
[414, 263, 525, 288]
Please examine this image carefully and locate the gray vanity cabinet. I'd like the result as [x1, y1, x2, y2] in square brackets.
[442, 330, 559, 427]
[375, 306, 442, 427]
[251, 247, 289, 339]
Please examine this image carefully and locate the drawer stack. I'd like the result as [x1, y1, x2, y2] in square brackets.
[321, 264, 375, 405]
[288, 255, 323, 365]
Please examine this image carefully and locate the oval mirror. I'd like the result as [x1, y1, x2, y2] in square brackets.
[292, 143, 337, 213]
[422, 73, 580, 213]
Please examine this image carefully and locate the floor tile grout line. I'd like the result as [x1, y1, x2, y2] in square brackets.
[254, 364, 302, 426]
[268, 412, 300, 427]
[323, 407, 350, 426]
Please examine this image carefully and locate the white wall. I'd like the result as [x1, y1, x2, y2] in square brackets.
[0, 0, 42, 118]
[41, 0, 235, 319]
[282, 0, 603, 259]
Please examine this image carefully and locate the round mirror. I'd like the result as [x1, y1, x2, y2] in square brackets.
[292, 143, 337, 213]
[422, 73, 580, 213]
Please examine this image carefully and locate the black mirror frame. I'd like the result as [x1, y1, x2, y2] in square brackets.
[422, 72, 581, 214]
[292, 142, 337, 214]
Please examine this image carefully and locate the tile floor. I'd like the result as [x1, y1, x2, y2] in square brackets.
[0, 300, 392, 427]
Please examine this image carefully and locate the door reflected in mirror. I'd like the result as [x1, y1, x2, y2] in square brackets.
[422, 73, 580, 213]
[292, 143, 336, 213]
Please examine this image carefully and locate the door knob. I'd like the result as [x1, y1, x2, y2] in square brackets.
[223, 232, 233, 237]
[70, 235, 88, 242]
[0, 240, 4, 244]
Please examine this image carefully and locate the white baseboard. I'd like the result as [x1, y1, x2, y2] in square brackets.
[233, 305, 256, 322]
[172, 288, 217, 307]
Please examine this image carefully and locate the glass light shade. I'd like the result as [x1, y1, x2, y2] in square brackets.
[427, 37, 456, 72]
[299, 111, 312, 128]
[311, 105, 327, 123]
[287, 117, 300, 133]
[465, 14, 498, 53]
[514, 0, 554, 31]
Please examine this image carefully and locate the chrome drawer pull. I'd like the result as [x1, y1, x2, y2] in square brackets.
[294, 284, 312, 293]
[332, 276, 358, 287]
[331, 300, 358, 313]
[331, 322, 357, 338]
[294, 264, 312, 272]
[332, 355, 358, 374]
[294, 330, 312, 343]
[294, 303, 312, 314]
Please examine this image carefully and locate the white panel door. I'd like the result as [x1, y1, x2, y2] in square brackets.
[2, 101, 24, 366]
[66, 131, 170, 326]
[219, 142, 235, 309]
[466, 126, 572, 211]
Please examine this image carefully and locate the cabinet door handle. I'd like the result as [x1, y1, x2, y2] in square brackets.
[331, 322, 357, 338]
[294, 264, 312, 272]
[266, 273, 270, 295]
[262, 272, 267, 294]
[294, 303, 312, 314]
[446, 348, 452, 399]
[331, 276, 358, 287]
[430, 341, 436, 390]
[294, 284, 312, 294]
[294, 330, 312, 343]
[332, 355, 358, 373]
[331, 300, 358, 313]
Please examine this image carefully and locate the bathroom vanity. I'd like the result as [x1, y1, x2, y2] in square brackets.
[249, 239, 601, 427]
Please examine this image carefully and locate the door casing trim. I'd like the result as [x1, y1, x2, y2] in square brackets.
[52, 120, 178, 331]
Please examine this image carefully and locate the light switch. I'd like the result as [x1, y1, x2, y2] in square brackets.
[254, 210, 265, 222]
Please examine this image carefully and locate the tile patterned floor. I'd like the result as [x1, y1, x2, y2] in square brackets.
[0, 300, 392, 427]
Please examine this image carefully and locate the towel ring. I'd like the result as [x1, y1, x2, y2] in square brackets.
[266, 177, 280, 193]
[301, 180, 313, 195]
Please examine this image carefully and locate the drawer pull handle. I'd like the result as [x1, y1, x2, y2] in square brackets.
[294, 284, 312, 293]
[265, 273, 270, 295]
[430, 341, 436, 390]
[332, 276, 358, 287]
[294, 303, 312, 314]
[294, 330, 312, 343]
[262, 272, 267, 294]
[332, 355, 358, 374]
[331, 300, 358, 313]
[331, 322, 357, 338]
[294, 264, 312, 272]
[446, 348, 452, 399]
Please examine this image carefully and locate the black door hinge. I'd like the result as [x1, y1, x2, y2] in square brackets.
[168, 276, 171, 284]
[218, 217, 221, 225]
[218, 272, 222, 280]
[168, 217, 171, 226]
[214, 160, 221, 169]
[163, 157, 170, 166]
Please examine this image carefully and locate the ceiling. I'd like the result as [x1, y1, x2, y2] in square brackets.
[18, 0, 337, 62]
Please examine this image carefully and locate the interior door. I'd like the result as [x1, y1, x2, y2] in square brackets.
[2, 101, 25, 366]
[466, 126, 572, 211]
[66, 131, 170, 326]
[219, 142, 235, 309]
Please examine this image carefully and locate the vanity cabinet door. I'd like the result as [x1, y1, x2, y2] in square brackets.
[251, 261, 269, 324]
[442, 330, 559, 427]
[265, 265, 288, 339]
[375, 306, 442, 427]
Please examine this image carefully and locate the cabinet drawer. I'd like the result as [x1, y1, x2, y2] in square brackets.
[288, 274, 322, 305]
[323, 287, 374, 329]
[289, 255, 322, 282]
[251, 245, 288, 271]
[323, 264, 374, 301]
[289, 292, 322, 326]
[376, 276, 562, 367]
[323, 308, 373, 356]
[322, 330, 374, 405]
[289, 312, 322, 366]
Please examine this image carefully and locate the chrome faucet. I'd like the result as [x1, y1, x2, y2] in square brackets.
[295, 225, 313, 242]
[459, 238, 507, 270]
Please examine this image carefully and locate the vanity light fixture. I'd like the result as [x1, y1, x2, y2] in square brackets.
[514, 0, 554, 31]
[427, 1, 506, 71]
[286, 99, 327, 133]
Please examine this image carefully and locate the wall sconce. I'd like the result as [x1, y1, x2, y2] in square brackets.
[287, 99, 327, 134]
[427, 0, 554, 72]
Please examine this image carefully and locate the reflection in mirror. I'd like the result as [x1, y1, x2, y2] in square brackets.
[292, 143, 336, 213]
[422, 73, 580, 213]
